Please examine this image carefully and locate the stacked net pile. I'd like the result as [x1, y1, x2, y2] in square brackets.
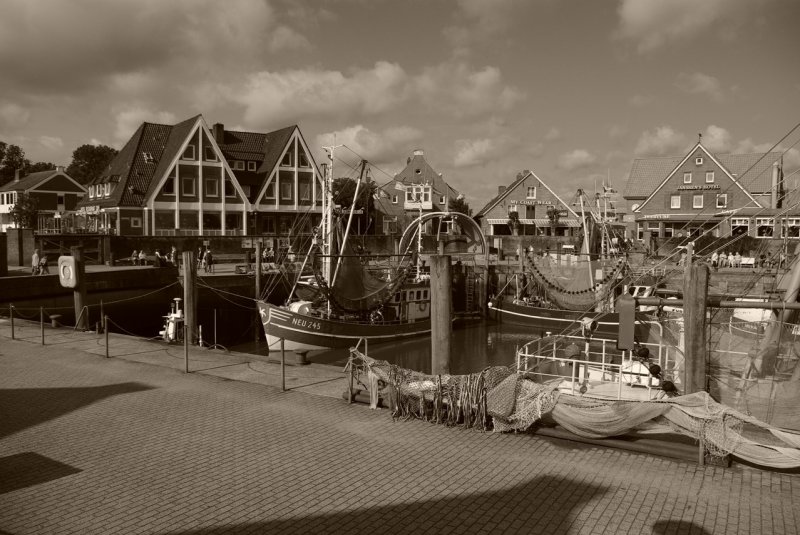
[349, 350, 800, 469]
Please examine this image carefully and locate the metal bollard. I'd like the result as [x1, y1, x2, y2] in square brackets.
[184, 324, 189, 373]
[280, 338, 285, 392]
[105, 315, 109, 358]
[40, 307, 44, 345]
[10, 304, 14, 340]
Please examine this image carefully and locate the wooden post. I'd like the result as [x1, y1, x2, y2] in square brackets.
[280, 338, 286, 392]
[40, 306, 44, 345]
[182, 251, 197, 345]
[255, 241, 262, 343]
[184, 323, 189, 373]
[431, 255, 452, 375]
[100, 300, 105, 333]
[10, 304, 14, 340]
[71, 245, 88, 331]
[683, 262, 709, 394]
[105, 315, 109, 358]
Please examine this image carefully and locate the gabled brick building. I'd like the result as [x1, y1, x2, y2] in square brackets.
[624, 142, 783, 243]
[77, 115, 322, 237]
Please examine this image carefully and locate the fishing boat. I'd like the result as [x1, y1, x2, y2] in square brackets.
[488, 189, 655, 338]
[257, 152, 433, 354]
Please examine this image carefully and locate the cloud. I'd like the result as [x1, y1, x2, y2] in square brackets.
[444, 0, 526, 54]
[629, 94, 654, 108]
[609, 125, 628, 139]
[701, 125, 733, 152]
[38, 136, 64, 151]
[315, 124, 424, 167]
[544, 128, 561, 142]
[234, 60, 523, 128]
[454, 139, 496, 168]
[0, 102, 30, 128]
[634, 126, 687, 156]
[113, 108, 177, 144]
[615, 0, 768, 53]
[675, 72, 725, 101]
[557, 149, 597, 171]
[0, 0, 295, 94]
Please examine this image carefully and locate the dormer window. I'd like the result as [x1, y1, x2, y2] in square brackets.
[440, 196, 446, 205]
[89, 186, 95, 199]
[183, 145, 195, 160]
[143, 152, 155, 164]
[392, 195, 398, 204]
[233, 161, 245, 171]
[248, 161, 257, 172]
[104, 183, 111, 197]
[695, 156, 703, 165]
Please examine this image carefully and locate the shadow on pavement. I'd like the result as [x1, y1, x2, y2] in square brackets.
[652, 520, 712, 534]
[161, 475, 607, 534]
[0, 452, 81, 494]
[0, 382, 154, 439]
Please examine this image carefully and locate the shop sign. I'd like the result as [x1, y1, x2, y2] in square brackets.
[510, 199, 554, 205]
[677, 184, 720, 190]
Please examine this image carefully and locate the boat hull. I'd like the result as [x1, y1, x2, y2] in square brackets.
[258, 301, 431, 353]
[488, 299, 652, 338]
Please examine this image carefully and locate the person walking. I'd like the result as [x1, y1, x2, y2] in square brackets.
[38, 253, 49, 275]
[203, 248, 214, 273]
[32, 249, 41, 275]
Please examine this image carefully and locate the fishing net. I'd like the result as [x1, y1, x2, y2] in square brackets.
[348, 350, 800, 469]
[525, 254, 626, 310]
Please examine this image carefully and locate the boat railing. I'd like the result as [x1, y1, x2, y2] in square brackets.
[515, 329, 681, 400]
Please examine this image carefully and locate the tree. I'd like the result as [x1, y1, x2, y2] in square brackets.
[10, 192, 38, 228]
[547, 205, 560, 236]
[67, 144, 118, 185]
[507, 210, 520, 235]
[28, 161, 56, 173]
[0, 144, 29, 186]
[448, 196, 472, 216]
[332, 176, 378, 233]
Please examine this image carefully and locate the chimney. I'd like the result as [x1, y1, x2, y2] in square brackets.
[771, 161, 780, 209]
[14, 169, 20, 183]
[498, 186, 506, 196]
[213, 123, 225, 142]
[413, 149, 424, 156]
[56, 165, 65, 173]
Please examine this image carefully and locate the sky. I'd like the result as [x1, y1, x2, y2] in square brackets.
[1, 0, 799, 211]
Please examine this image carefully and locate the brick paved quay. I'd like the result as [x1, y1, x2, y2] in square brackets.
[0, 320, 798, 534]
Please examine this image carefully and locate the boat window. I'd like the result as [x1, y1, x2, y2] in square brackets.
[416, 290, 421, 300]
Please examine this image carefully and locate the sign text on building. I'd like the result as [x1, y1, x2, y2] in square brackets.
[677, 185, 721, 190]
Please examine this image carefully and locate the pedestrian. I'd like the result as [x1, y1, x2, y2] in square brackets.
[154, 249, 164, 268]
[138, 250, 147, 266]
[38, 253, 49, 275]
[197, 247, 204, 270]
[719, 251, 728, 268]
[678, 251, 686, 267]
[32, 249, 40, 275]
[711, 251, 718, 270]
[131, 250, 138, 266]
[733, 252, 742, 268]
[169, 246, 178, 266]
[203, 248, 214, 273]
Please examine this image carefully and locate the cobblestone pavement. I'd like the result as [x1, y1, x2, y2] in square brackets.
[1, 333, 799, 534]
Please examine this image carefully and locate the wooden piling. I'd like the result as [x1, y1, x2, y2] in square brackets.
[431, 255, 452, 375]
[71, 245, 88, 331]
[182, 251, 197, 345]
[683, 262, 709, 394]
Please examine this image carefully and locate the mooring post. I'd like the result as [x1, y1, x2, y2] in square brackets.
[9, 304, 14, 340]
[255, 241, 262, 343]
[100, 300, 105, 333]
[182, 250, 197, 346]
[683, 262, 709, 395]
[105, 315, 109, 358]
[431, 255, 452, 375]
[184, 323, 189, 373]
[40, 306, 44, 345]
[280, 338, 286, 392]
[71, 245, 88, 331]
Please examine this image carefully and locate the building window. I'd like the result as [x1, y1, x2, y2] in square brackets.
[756, 218, 774, 238]
[783, 218, 800, 238]
[527, 186, 537, 199]
[281, 150, 293, 167]
[683, 172, 692, 184]
[440, 196, 446, 205]
[57, 194, 65, 206]
[232, 161, 245, 170]
[204, 147, 217, 161]
[670, 195, 680, 209]
[637, 223, 643, 241]
[696, 157, 703, 165]
[280, 181, 292, 200]
[131, 217, 142, 228]
[298, 151, 310, 168]
[731, 218, 749, 236]
[705, 171, 714, 183]
[264, 182, 275, 200]
[182, 176, 196, 196]
[664, 224, 674, 238]
[716, 194, 727, 209]
[383, 217, 398, 235]
[248, 161, 257, 172]
[692, 194, 703, 209]
[162, 178, 175, 196]
[183, 145, 195, 160]
[508, 205, 519, 213]
[225, 180, 237, 198]
[88, 187, 95, 199]
[205, 178, 219, 197]
[392, 195, 398, 204]
[104, 184, 111, 197]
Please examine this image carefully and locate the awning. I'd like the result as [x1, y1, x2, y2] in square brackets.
[486, 218, 581, 227]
